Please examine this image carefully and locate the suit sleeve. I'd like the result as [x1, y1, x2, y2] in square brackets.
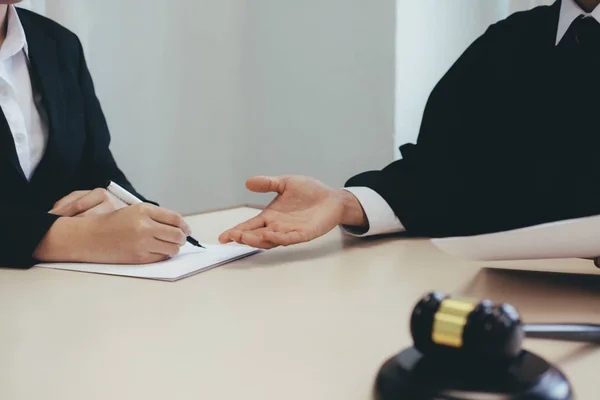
[76, 38, 157, 205]
[0, 203, 60, 269]
[346, 26, 532, 238]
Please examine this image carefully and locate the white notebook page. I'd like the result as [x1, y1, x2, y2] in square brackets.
[36, 244, 260, 281]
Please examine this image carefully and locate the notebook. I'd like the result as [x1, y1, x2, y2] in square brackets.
[35, 244, 260, 281]
[431, 213, 600, 261]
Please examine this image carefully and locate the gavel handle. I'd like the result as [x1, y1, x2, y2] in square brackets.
[524, 324, 600, 343]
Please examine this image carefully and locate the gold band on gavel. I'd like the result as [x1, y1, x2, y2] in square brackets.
[432, 298, 478, 348]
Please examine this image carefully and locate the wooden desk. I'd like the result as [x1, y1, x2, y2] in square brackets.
[0, 206, 599, 400]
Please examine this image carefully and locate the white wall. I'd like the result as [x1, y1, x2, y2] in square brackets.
[47, 0, 246, 214]
[16, 0, 44, 14]
[508, 0, 555, 14]
[239, 0, 395, 205]
[45, 0, 396, 213]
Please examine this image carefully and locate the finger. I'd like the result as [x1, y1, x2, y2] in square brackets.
[225, 227, 264, 245]
[226, 224, 272, 244]
[262, 231, 308, 246]
[77, 201, 118, 217]
[51, 191, 90, 211]
[218, 233, 234, 244]
[226, 229, 245, 244]
[52, 190, 107, 217]
[218, 236, 233, 244]
[234, 215, 267, 232]
[52, 191, 88, 210]
[147, 206, 191, 236]
[218, 215, 267, 243]
[149, 239, 182, 259]
[246, 176, 288, 194]
[153, 222, 187, 246]
[238, 231, 279, 250]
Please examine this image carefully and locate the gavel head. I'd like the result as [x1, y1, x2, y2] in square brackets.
[410, 292, 525, 360]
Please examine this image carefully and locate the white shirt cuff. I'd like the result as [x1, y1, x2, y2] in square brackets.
[340, 187, 406, 237]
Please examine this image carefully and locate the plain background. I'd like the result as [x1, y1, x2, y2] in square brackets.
[39, 0, 553, 215]
[44, 0, 395, 214]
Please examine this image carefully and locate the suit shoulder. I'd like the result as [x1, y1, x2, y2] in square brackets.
[16, 8, 81, 48]
[485, 4, 557, 44]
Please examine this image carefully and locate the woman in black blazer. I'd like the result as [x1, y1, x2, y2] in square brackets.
[1, 3, 191, 268]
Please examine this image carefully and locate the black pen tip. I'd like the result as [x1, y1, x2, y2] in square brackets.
[187, 236, 205, 249]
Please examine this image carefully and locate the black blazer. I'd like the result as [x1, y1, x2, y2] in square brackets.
[347, 0, 600, 238]
[0, 9, 150, 268]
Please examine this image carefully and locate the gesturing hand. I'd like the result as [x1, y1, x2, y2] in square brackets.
[219, 175, 367, 249]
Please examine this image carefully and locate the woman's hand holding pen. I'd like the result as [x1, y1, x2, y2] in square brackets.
[36, 203, 192, 264]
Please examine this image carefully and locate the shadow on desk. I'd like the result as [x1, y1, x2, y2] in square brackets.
[225, 238, 349, 270]
[460, 268, 600, 370]
[224, 231, 420, 270]
[459, 268, 600, 322]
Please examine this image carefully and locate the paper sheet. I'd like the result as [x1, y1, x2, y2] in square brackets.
[431, 214, 600, 261]
[36, 244, 260, 281]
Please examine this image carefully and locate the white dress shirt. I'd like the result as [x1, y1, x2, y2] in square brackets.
[0, 5, 48, 181]
[556, 0, 600, 45]
[343, 0, 596, 238]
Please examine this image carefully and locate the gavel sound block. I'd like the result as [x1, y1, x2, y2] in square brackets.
[372, 291, 590, 400]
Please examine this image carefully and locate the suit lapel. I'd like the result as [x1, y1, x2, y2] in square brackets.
[18, 9, 68, 189]
[0, 108, 25, 179]
[549, 0, 562, 47]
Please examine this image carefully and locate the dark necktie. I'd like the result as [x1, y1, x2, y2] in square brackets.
[560, 15, 600, 53]
[556, 14, 600, 86]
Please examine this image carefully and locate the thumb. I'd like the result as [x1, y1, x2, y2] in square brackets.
[246, 176, 286, 194]
[51, 190, 89, 212]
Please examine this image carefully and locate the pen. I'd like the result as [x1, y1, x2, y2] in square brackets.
[106, 181, 205, 249]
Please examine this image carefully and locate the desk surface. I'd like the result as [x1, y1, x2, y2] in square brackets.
[1, 207, 600, 400]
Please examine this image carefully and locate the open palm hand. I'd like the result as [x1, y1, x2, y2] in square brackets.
[219, 175, 359, 249]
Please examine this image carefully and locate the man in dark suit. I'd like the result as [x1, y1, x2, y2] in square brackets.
[1, 2, 191, 268]
[220, 0, 600, 249]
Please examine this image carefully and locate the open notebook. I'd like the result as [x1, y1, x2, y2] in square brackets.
[36, 244, 260, 281]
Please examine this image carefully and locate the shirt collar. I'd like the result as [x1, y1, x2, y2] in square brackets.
[556, 0, 600, 45]
[0, 5, 28, 61]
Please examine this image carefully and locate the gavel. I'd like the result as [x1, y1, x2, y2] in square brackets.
[411, 291, 600, 360]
